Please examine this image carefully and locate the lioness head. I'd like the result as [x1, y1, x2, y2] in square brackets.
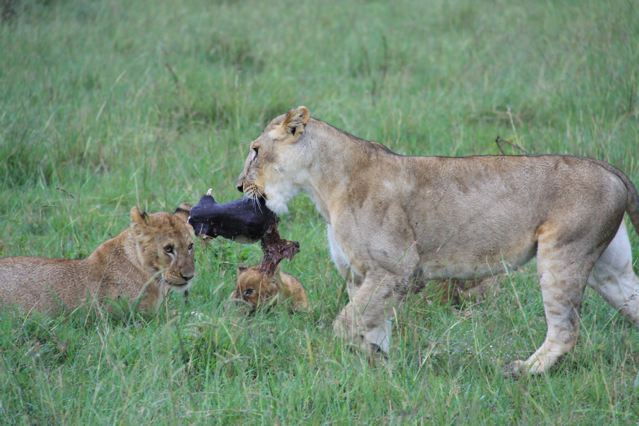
[231, 266, 280, 309]
[236, 106, 311, 214]
[130, 207, 195, 292]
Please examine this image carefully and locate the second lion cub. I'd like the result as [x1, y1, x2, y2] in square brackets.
[232, 266, 309, 312]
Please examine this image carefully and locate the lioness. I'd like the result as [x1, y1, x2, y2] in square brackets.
[0, 207, 195, 314]
[232, 265, 310, 312]
[236, 106, 639, 375]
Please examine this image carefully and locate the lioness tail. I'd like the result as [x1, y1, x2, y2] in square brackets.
[592, 159, 639, 234]
[626, 178, 639, 234]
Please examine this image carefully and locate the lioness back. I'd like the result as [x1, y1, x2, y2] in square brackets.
[394, 155, 631, 278]
[0, 207, 195, 314]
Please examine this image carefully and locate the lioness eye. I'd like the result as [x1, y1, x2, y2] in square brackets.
[164, 244, 174, 254]
[243, 288, 254, 297]
[187, 242, 193, 251]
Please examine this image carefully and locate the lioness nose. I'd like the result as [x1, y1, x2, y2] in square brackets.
[236, 176, 245, 193]
[181, 273, 194, 281]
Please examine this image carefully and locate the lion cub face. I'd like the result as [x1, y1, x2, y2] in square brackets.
[236, 106, 311, 214]
[130, 207, 195, 292]
[231, 266, 280, 309]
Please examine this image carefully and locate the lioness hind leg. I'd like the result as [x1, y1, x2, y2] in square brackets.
[588, 220, 639, 325]
[333, 270, 405, 356]
[507, 234, 603, 376]
[507, 263, 589, 376]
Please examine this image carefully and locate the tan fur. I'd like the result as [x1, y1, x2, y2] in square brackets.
[0, 207, 195, 314]
[231, 266, 310, 312]
[236, 106, 639, 375]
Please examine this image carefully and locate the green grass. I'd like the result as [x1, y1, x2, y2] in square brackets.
[1, 0, 639, 423]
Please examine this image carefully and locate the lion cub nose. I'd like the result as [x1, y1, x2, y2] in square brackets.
[180, 273, 194, 281]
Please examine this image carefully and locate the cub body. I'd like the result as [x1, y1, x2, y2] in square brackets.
[0, 208, 195, 313]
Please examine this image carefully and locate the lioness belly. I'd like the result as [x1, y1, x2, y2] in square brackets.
[419, 244, 536, 280]
[415, 219, 539, 280]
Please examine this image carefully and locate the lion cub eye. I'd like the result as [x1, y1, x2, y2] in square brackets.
[164, 244, 174, 254]
[187, 242, 194, 251]
[243, 288, 254, 297]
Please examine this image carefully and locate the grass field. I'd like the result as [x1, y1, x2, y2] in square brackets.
[1, 0, 639, 423]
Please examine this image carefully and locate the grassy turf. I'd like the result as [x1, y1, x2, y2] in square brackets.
[1, 0, 639, 423]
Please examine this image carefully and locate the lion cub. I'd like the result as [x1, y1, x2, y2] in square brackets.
[232, 266, 309, 312]
[0, 207, 195, 314]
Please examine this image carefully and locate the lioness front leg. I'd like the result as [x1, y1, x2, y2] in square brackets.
[333, 269, 405, 356]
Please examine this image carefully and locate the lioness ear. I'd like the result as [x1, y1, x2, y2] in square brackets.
[130, 207, 149, 226]
[282, 106, 310, 138]
[174, 203, 192, 223]
[237, 265, 248, 274]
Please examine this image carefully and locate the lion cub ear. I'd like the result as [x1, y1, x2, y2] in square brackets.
[282, 106, 310, 139]
[130, 207, 150, 227]
[237, 265, 248, 274]
[174, 203, 192, 223]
